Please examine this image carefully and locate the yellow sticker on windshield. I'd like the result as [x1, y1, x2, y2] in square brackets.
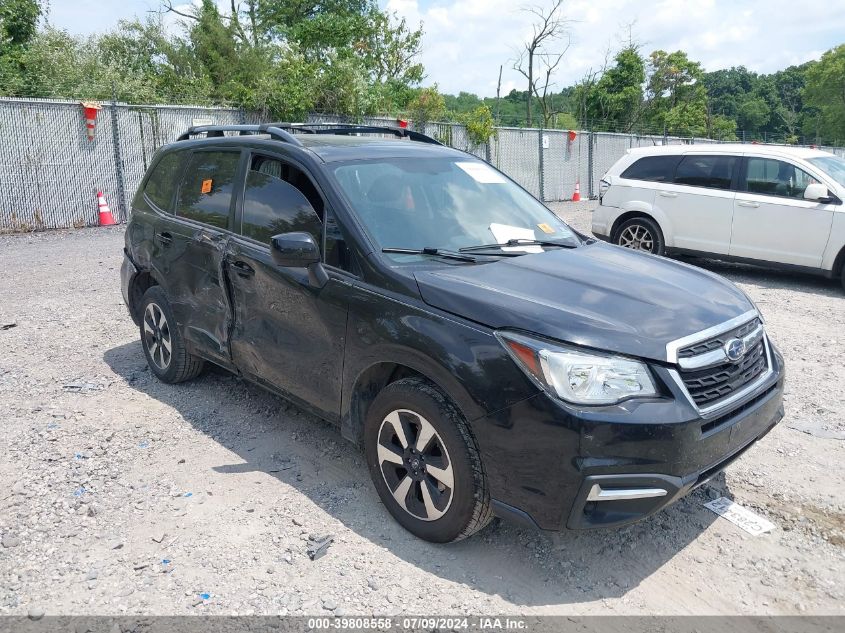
[537, 223, 555, 234]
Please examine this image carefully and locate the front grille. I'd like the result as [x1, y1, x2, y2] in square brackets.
[677, 317, 761, 359]
[677, 318, 768, 409]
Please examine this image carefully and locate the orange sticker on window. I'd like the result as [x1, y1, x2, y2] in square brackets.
[201, 179, 213, 194]
[537, 223, 555, 234]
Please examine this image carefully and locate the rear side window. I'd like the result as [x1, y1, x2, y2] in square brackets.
[142, 152, 183, 213]
[241, 157, 322, 245]
[176, 151, 241, 229]
[620, 155, 681, 182]
[673, 155, 737, 190]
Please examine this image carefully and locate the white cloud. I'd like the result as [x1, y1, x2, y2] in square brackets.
[385, 0, 845, 96]
[51, 0, 845, 98]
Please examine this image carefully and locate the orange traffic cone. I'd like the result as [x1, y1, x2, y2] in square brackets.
[572, 181, 581, 202]
[81, 101, 102, 142]
[97, 191, 116, 226]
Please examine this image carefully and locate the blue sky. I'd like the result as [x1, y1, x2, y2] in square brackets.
[49, 0, 845, 97]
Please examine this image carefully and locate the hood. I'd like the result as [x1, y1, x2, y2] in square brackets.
[414, 242, 754, 362]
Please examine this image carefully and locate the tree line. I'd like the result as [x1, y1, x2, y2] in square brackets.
[451, 44, 845, 146]
[0, 0, 429, 121]
[0, 0, 843, 146]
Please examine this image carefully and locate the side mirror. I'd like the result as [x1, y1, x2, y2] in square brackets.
[270, 232, 321, 268]
[804, 182, 831, 202]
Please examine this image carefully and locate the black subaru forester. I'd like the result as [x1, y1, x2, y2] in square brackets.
[121, 123, 785, 543]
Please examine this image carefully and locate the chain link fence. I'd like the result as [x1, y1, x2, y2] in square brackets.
[0, 97, 253, 232]
[2, 97, 844, 233]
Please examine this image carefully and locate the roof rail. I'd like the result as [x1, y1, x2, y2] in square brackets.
[176, 124, 304, 147]
[176, 122, 439, 146]
[303, 124, 441, 145]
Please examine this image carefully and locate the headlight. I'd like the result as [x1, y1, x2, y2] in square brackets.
[497, 331, 658, 405]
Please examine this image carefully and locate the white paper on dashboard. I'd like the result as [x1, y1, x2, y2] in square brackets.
[456, 161, 507, 183]
[489, 223, 542, 252]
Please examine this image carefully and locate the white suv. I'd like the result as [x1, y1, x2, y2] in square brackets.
[592, 144, 845, 290]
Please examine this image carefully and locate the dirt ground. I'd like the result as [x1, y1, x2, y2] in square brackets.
[0, 201, 843, 617]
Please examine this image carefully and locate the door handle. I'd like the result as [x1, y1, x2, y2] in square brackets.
[658, 191, 678, 198]
[737, 200, 760, 208]
[194, 230, 223, 247]
[155, 232, 173, 246]
[230, 261, 255, 277]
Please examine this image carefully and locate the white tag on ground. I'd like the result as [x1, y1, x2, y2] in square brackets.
[704, 497, 776, 535]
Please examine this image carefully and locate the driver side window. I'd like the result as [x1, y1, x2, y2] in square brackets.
[746, 158, 816, 199]
[241, 156, 323, 246]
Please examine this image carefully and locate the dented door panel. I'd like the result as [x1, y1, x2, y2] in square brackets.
[226, 237, 350, 422]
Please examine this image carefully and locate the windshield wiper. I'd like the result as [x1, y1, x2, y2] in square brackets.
[459, 238, 579, 253]
[381, 247, 478, 262]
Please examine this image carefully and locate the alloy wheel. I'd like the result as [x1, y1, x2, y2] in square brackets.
[376, 409, 455, 521]
[143, 302, 172, 371]
[618, 224, 655, 252]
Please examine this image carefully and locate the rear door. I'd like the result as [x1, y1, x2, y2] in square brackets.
[652, 153, 739, 254]
[730, 155, 835, 267]
[226, 152, 351, 421]
[166, 148, 244, 365]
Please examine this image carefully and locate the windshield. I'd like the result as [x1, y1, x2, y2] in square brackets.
[808, 155, 845, 188]
[331, 157, 579, 261]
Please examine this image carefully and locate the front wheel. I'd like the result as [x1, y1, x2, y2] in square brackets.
[364, 377, 492, 543]
[613, 216, 665, 256]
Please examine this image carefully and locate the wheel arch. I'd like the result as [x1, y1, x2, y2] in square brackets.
[342, 353, 483, 448]
[610, 206, 672, 247]
[831, 243, 845, 279]
[128, 269, 162, 325]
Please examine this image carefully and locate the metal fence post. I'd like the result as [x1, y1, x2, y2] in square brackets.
[587, 130, 595, 199]
[110, 88, 128, 222]
[538, 128, 545, 202]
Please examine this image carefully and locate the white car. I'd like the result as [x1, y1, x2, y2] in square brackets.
[592, 144, 845, 290]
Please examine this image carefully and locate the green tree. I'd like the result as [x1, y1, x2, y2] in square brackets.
[584, 45, 645, 131]
[407, 85, 445, 128]
[737, 96, 770, 133]
[0, 0, 41, 92]
[804, 44, 845, 143]
[461, 104, 497, 148]
[645, 50, 707, 135]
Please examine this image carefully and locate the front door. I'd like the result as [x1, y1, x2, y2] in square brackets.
[166, 148, 243, 365]
[730, 156, 835, 268]
[226, 152, 350, 421]
[652, 153, 739, 255]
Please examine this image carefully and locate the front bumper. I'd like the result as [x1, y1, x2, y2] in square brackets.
[478, 346, 785, 531]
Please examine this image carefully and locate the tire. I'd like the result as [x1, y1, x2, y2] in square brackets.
[613, 216, 666, 256]
[364, 377, 492, 543]
[139, 286, 205, 384]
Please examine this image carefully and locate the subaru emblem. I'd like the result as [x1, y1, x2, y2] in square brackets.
[724, 338, 746, 362]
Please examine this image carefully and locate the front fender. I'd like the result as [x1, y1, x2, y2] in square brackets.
[340, 283, 538, 444]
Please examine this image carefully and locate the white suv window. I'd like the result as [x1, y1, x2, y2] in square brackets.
[745, 158, 817, 199]
[620, 155, 681, 182]
[673, 155, 738, 190]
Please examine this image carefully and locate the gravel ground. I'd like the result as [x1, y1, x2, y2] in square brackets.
[0, 202, 843, 617]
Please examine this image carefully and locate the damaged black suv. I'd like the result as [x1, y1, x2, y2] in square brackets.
[122, 123, 785, 543]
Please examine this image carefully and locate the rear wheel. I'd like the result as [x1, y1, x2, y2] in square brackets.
[139, 286, 204, 384]
[364, 377, 492, 543]
[613, 216, 665, 256]
[841, 266, 845, 293]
